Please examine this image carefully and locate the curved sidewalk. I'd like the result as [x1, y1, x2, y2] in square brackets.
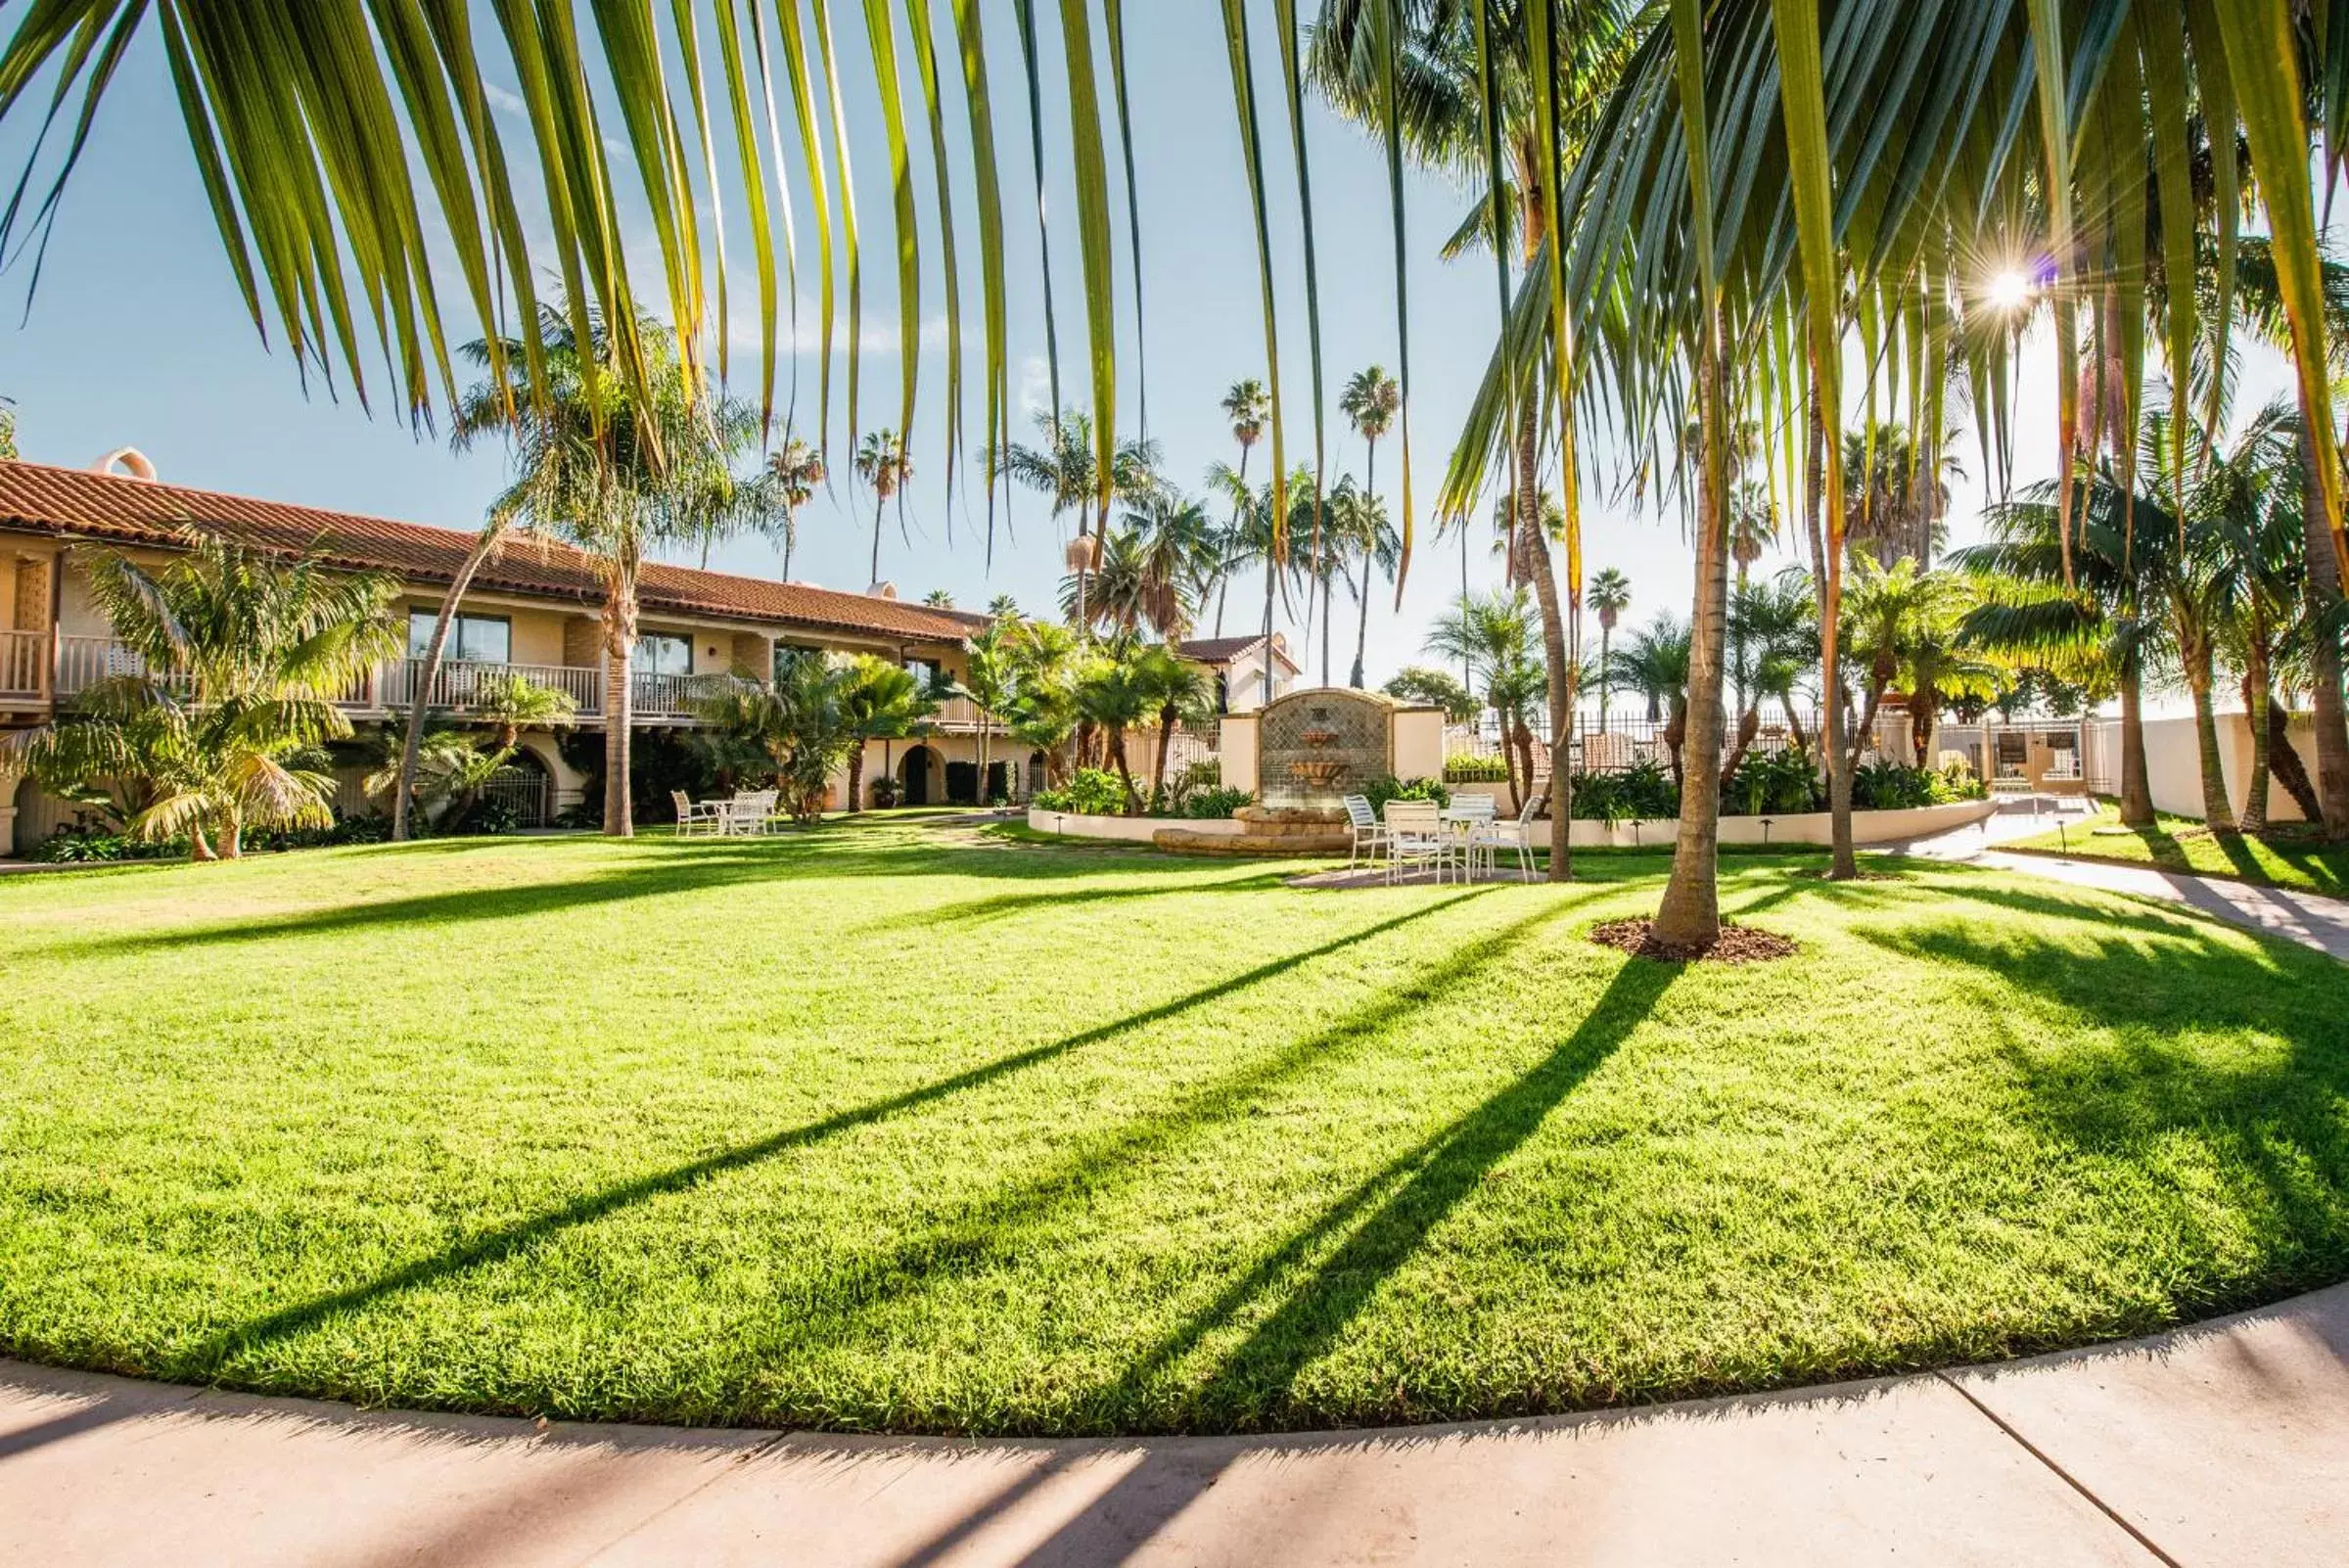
[4, 1282, 2345, 1567]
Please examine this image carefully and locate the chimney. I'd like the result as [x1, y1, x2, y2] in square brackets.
[90, 448, 158, 482]
[868, 580, 898, 599]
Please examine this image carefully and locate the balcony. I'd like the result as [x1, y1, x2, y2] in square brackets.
[1, 628, 45, 701]
[43, 639, 759, 727]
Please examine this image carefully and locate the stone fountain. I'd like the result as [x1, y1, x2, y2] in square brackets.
[1155, 689, 1405, 856]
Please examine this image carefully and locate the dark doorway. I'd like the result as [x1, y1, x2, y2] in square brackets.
[986, 761, 1010, 804]
[900, 745, 938, 806]
[945, 761, 979, 806]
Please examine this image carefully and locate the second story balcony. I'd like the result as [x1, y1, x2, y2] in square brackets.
[43, 637, 759, 726]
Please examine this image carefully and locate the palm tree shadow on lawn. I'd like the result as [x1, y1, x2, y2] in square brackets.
[180, 890, 1499, 1379]
[55, 832, 1274, 957]
[1851, 903, 2349, 1319]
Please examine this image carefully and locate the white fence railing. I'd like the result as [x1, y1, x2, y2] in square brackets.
[0, 628, 44, 697]
[379, 658, 604, 717]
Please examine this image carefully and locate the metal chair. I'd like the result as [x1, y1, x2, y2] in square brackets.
[1383, 800, 1456, 885]
[1342, 794, 1389, 871]
[1449, 793, 1498, 880]
[1476, 791, 1545, 879]
[671, 790, 725, 837]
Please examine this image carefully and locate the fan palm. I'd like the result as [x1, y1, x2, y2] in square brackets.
[1611, 615, 1693, 783]
[766, 438, 828, 582]
[6, 536, 399, 860]
[854, 431, 915, 587]
[840, 655, 940, 812]
[1071, 638, 1159, 812]
[1588, 568, 1632, 727]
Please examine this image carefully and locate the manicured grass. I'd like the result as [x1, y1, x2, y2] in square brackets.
[3, 822, 2348, 1435]
[2006, 804, 2349, 895]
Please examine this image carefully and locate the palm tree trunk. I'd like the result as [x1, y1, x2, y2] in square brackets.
[1351, 554, 1373, 691]
[1154, 705, 1177, 807]
[1655, 330, 1731, 945]
[870, 496, 886, 586]
[1261, 552, 1278, 708]
[602, 571, 638, 837]
[2243, 631, 2273, 835]
[2116, 638, 2155, 826]
[1596, 625, 1612, 729]
[1513, 405, 1574, 883]
[393, 529, 502, 841]
[781, 512, 798, 582]
[1109, 725, 1140, 814]
[1807, 376, 1858, 880]
[2188, 641, 2235, 833]
[848, 743, 867, 812]
[2299, 428, 2349, 838]
[2263, 688, 2326, 823]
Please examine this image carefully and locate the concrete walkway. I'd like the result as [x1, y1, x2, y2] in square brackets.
[4, 1282, 2345, 1566]
[1878, 797, 2349, 960]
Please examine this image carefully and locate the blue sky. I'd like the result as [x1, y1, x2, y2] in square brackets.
[0, 4, 2308, 695]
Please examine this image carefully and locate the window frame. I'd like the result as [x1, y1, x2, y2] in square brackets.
[410, 610, 512, 666]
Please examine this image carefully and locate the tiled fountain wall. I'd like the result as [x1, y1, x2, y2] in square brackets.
[1258, 690, 1392, 809]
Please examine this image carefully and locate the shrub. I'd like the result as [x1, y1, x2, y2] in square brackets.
[1180, 786, 1253, 819]
[1443, 753, 1510, 783]
[1359, 774, 1449, 814]
[869, 775, 901, 809]
[1570, 757, 1678, 821]
[1725, 749, 1821, 816]
[1851, 760, 1987, 810]
[1032, 767, 1128, 816]
[32, 809, 394, 863]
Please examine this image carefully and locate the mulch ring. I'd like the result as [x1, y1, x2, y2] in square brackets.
[1588, 917, 1798, 965]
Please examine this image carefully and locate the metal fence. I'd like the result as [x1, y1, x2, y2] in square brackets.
[1443, 710, 1926, 778]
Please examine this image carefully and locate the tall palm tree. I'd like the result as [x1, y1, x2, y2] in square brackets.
[855, 430, 914, 588]
[962, 618, 1023, 804]
[923, 588, 956, 608]
[1335, 481, 1403, 689]
[1842, 423, 1961, 571]
[6, 536, 399, 860]
[1215, 380, 1270, 642]
[1588, 568, 1632, 727]
[997, 408, 1159, 629]
[766, 438, 827, 581]
[439, 304, 766, 838]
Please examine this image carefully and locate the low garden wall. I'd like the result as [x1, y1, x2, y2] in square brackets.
[1026, 807, 1245, 843]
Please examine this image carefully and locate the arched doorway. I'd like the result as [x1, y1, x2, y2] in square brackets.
[899, 744, 940, 807]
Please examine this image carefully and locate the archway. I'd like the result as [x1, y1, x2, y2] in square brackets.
[899, 744, 940, 807]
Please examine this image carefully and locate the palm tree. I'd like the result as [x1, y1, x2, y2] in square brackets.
[1722, 572, 1818, 781]
[436, 304, 769, 839]
[1004, 620, 1082, 785]
[962, 619, 1023, 805]
[997, 408, 1159, 630]
[1072, 638, 1158, 813]
[1132, 644, 1215, 807]
[1612, 615, 1693, 784]
[698, 657, 862, 824]
[6, 537, 399, 859]
[1842, 423, 1962, 570]
[1425, 588, 1541, 806]
[1213, 380, 1270, 638]
[1335, 365, 1402, 685]
[855, 431, 914, 588]
[1588, 568, 1632, 728]
[840, 655, 940, 811]
[0, 394, 16, 460]
[1071, 488, 1214, 639]
[924, 588, 956, 608]
[1334, 480, 1402, 689]
[766, 438, 827, 581]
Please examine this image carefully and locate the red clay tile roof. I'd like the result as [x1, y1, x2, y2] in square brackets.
[1176, 633, 1299, 671]
[0, 459, 983, 646]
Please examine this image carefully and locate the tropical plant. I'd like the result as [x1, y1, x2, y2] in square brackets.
[1330, 478, 1402, 689]
[924, 588, 956, 607]
[1064, 489, 1215, 638]
[1842, 422, 1962, 571]
[766, 438, 827, 582]
[6, 538, 399, 860]
[433, 304, 772, 840]
[1208, 380, 1271, 636]
[1129, 644, 1215, 806]
[1610, 614, 1692, 782]
[696, 656, 861, 825]
[1002, 619, 1082, 785]
[1070, 639, 1158, 813]
[1722, 571, 1818, 782]
[840, 656, 941, 814]
[0, 394, 16, 460]
[854, 430, 914, 588]
[1425, 588, 1542, 806]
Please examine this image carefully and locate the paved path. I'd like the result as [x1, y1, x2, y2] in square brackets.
[1877, 797, 2349, 960]
[5, 1282, 2346, 1566]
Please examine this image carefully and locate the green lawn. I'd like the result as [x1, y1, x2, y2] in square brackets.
[3, 822, 2347, 1435]
[2006, 805, 2349, 895]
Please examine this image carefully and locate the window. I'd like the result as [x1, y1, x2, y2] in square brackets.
[773, 643, 821, 683]
[903, 656, 942, 689]
[410, 611, 510, 665]
[635, 632, 694, 676]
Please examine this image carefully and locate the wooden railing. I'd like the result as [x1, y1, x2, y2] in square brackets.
[0, 628, 45, 698]
[630, 669, 758, 718]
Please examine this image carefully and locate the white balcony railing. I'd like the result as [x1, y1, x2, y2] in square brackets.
[0, 628, 45, 698]
[42, 639, 765, 727]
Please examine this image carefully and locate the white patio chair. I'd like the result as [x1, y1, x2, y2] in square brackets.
[1383, 800, 1456, 886]
[721, 789, 779, 835]
[1342, 794, 1389, 871]
[671, 790, 725, 838]
[1476, 791, 1545, 879]
[1449, 793, 1498, 881]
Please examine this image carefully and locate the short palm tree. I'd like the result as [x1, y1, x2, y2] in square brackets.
[840, 655, 939, 810]
[855, 431, 914, 587]
[1072, 638, 1158, 812]
[766, 438, 827, 581]
[1612, 615, 1693, 782]
[8, 536, 399, 859]
[1425, 588, 1542, 804]
[1132, 644, 1215, 807]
